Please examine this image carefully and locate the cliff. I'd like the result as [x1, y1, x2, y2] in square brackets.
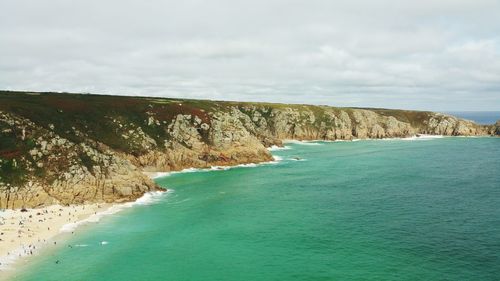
[0, 91, 495, 208]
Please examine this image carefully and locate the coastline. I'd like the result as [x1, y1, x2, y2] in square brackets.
[1, 154, 283, 279]
[283, 134, 494, 144]
[0, 203, 112, 277]
[0, 154, 288, 278]
[144, 155, 284, 180]
[0, 190, 166, 279]
[0, 135, 492, 279]
[142, 135, 494, 180]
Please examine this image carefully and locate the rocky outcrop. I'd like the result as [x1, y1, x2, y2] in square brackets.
[493, 120, 500, 136]
[0, 111, 159, 209]
[422, 113, 489, 136]
[0, 91, 495, 208]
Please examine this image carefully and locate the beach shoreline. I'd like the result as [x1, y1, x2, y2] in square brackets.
[0, 136, 448, 279]
[0, 134, 472, 275]
[0, 203, 114, 278]
[0, 189, 166, 280]
[0, 154, 287, 279]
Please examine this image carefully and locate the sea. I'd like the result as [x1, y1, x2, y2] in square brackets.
[8, 136, 500, 281]
[445, 111, 500, 125]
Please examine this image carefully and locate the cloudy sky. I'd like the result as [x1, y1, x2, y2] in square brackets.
[1, 0, 499, 110]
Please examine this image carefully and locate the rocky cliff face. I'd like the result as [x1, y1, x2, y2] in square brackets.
[0, 111, 158, 209]
[0, 91, 494, 208]
[493, 120, 500, 136]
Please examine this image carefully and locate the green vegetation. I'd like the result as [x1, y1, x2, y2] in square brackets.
[369, 108, 434, 128]
[0, 90, 492, 210]
[0, 90, 434, 135]
[0, 90, 482, 179]
[0, 121, 37, 185]
[0, 158, 27, 185]
[79, 152, 95, 174]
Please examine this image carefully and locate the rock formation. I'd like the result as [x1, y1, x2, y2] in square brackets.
[0, 91, 495, 208]
[493, 120, 500, 136]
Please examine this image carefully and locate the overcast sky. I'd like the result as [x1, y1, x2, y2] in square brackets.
[1, 0, 499, 110]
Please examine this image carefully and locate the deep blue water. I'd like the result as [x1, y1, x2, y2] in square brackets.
[446, 111, 500, 124]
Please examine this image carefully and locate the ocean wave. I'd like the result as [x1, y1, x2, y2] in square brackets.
[0, 191, 170, 270]
[314, 139, 360, 143]
[376, 135, 444, 141]
[272, 155, 283, 162]
[60, 191, 169, 233]
[134, 191, 169, 205]
[401, 135, 444, 141]
[284, 140, 323, 145]
[267, 145, 292, 151]
[151, 168, 202, 178]
[152, 157, 284, 179]
[151, 172, 170, 179]
[237, 163, 258, 168]
[210, 166, 231, 171]
[285, 136, 447, 143]
[0, 249, 23, 270]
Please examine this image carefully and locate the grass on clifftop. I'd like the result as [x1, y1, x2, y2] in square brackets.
[0, 90, 471, 186]
[0, 90, 441, 156]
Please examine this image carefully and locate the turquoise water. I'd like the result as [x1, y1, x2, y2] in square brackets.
[11, 137, 500, 280]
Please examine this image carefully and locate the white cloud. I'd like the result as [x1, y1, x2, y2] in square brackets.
[0, 0, 499, 110]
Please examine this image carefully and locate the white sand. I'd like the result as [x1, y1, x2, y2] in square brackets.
[0, 203, 112, 275]
[0, 190, 167, 279]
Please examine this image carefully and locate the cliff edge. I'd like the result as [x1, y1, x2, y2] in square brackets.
[0, 91, 495, 208]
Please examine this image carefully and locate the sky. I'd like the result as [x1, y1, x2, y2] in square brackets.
[1, 0, 500, 111]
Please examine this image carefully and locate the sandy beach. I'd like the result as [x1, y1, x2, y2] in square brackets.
[0, 203, 112, 276]
[0, 188, 166, 280]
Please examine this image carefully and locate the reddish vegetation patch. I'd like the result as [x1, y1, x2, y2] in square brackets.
[103, 97, 145, 109]
[151, 103, 211, 124]
[0, 149, 22, 159]
[43, 96, 93, 112]
[41, 95, 148, 113]
[150, 103, 183, 120]
[187, 107, 211, 124]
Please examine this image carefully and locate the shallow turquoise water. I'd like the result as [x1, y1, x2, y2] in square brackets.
[11, 137, 500, 280]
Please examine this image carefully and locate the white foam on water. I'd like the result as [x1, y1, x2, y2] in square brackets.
[401, 135, 444, 141]
[152, 167, 209, 178]
[284, 140, 323, 145]
[337, 135, 447, 142]
[0, 248, 25, 270]
[236, 163, 258, 168]
[100, 241, 108, 245]
[271, 155, 283, 162]
[320, 140, 342, 143]
[151, 172, 170, 179]
[60, 191, 169, 233]
[267, 145, 292, 151]
[0, 191, 169, 271]
[454, 135, 482, 138]
[151, 156, 286, 179]
[376, 135, 444, 141]
[210, 166, 231, 171]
